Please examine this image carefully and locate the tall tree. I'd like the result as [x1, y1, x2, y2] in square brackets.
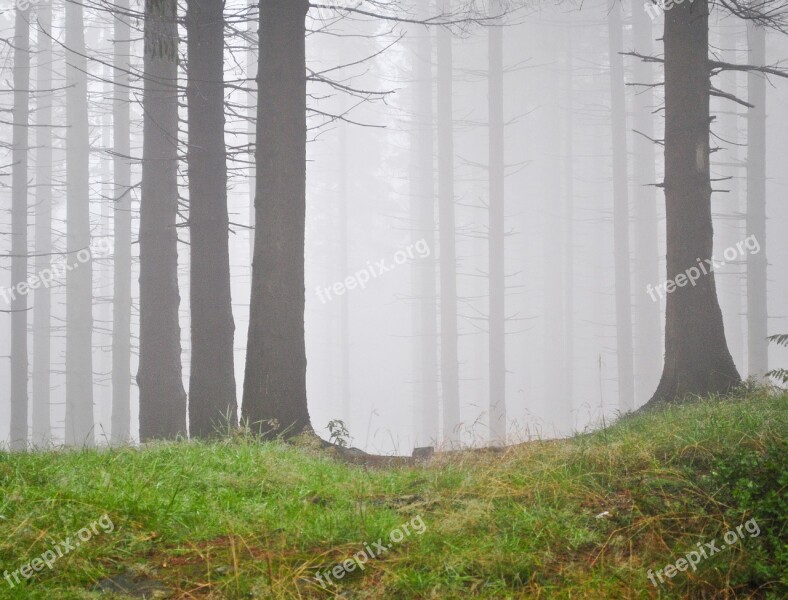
[10, 5, 31, 450]
[112, 0, 133, 443]
[242, 0, 311, 438]
[647, 0, 741, 405]
[137, 0, 188, 440]
[631, 0, 662, 404]
[488, 0, 506, 443]
[33, 0, 54, 447]
[186, 0, 238, 437]
[65, 0, 94, 446]
[746, 23, 768, 379]
[437, 0, 460, 443]
[607, 0, 635, 412]
[410, 20, 438, 445]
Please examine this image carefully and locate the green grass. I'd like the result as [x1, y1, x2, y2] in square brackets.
[1, 391, 786, 599]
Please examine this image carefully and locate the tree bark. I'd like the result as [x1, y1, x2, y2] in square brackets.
[112, 0, 132, 443]
[607, 0, 635, 412]
[137, 0, 188, 440]
[242, 0, 311, 439]
[65, 0, 94, 446]
[746, 23, 768, 379]
[10, 6, 31, 450]
[186, 0, 238, 437]
[646, 0, 740, 406]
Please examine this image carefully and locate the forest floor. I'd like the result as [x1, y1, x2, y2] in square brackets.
[0, 391, 786, 599]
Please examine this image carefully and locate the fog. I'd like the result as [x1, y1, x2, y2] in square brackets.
[1, 0, 787, 455]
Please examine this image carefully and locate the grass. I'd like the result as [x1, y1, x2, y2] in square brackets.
[0, 391, 786, 599]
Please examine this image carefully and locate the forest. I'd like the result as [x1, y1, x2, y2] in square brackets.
[0, 0, 786, 597]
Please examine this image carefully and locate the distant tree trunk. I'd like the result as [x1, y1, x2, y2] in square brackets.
[607, 0, 635, 412]
[137, 0, 188, 440]
[561, 26, 574, 430]
[338, 109, 351, 422]
[647, 0, 740, 406]
[437, 0, 460, 443]
[242, 0, 311, 439]
[10, 6, 31, 450]
[746, 23, 768, 379]
[488, 1, 505, 444]
[631, 0, 662, 404]
[186, 0, 237, 437]
[410, 21, 438, 445]
[112, 0, 132, 444]
[33, 0, 53, 447]
[65, 0, 94, 446]
[247, 0, 257, 263]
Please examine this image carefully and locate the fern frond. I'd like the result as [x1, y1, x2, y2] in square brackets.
[766, 369, 788, 385]
[767, 334, 788, 348]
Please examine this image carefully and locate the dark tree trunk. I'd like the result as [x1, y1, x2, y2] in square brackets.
[488, 1, 506, 443]
[65, 0, 94, 446]
[33, 1, 53, 447]
[607, 0, 635, 412]
[186, 0, 238, 437]
[646, 0, 740, 406]
[242, 0, 311, 439]
[437, 0, 460, 443]
[10, 6, 30, 450]
[112, 0, 132, 444]
[746, 23, 768, 379]
[137, 0, 188, 440]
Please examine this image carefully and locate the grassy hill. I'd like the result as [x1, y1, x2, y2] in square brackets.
[0, 392, 785, 599]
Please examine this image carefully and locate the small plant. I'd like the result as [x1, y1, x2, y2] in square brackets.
[326, 419, 350, 448]
[766, 334, 788, 386]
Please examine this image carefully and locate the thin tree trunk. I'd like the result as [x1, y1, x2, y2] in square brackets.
[488, 1, 505, 444]
[561, 25, 574, 430]
[608, 0, 635, 412]
[746, 23, 768, 379]
[112, 0, 132, 444]
[437, 0, 460, 444]
[410, 21, 438, 445]
[647, 0, 740, 406]
[32, 0, 53, 447]
[338, 107, 351, 422]
[10, 6, 31, 450]
[137, 0, 188, 440]
[65, 0, 94, 446]
[242, 0, 311, 439]
[632, 0, 662, 404]
[248, 0, 257, 263]
[186, 0, 238, 437]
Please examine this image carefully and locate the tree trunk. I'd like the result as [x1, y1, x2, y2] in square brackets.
[242, 0, 311, 439]
[488, 1, 505, 444]
[607, 0, 635, 412]
[65, 0, 94, 446]
[561, 25, 574, 430]
[646, 0, 740, 406]
[410, 21, 438, 445]
[631, 0, 663, 405]
[186, 0, 238, 437]
[10, 6, 30, 450]
[437, 0, 460, 444]
[33, 0, 53, 447]
[137, 0, 188, 440]
[112, 0, 132, 443]
[746, 23, 768, 379]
